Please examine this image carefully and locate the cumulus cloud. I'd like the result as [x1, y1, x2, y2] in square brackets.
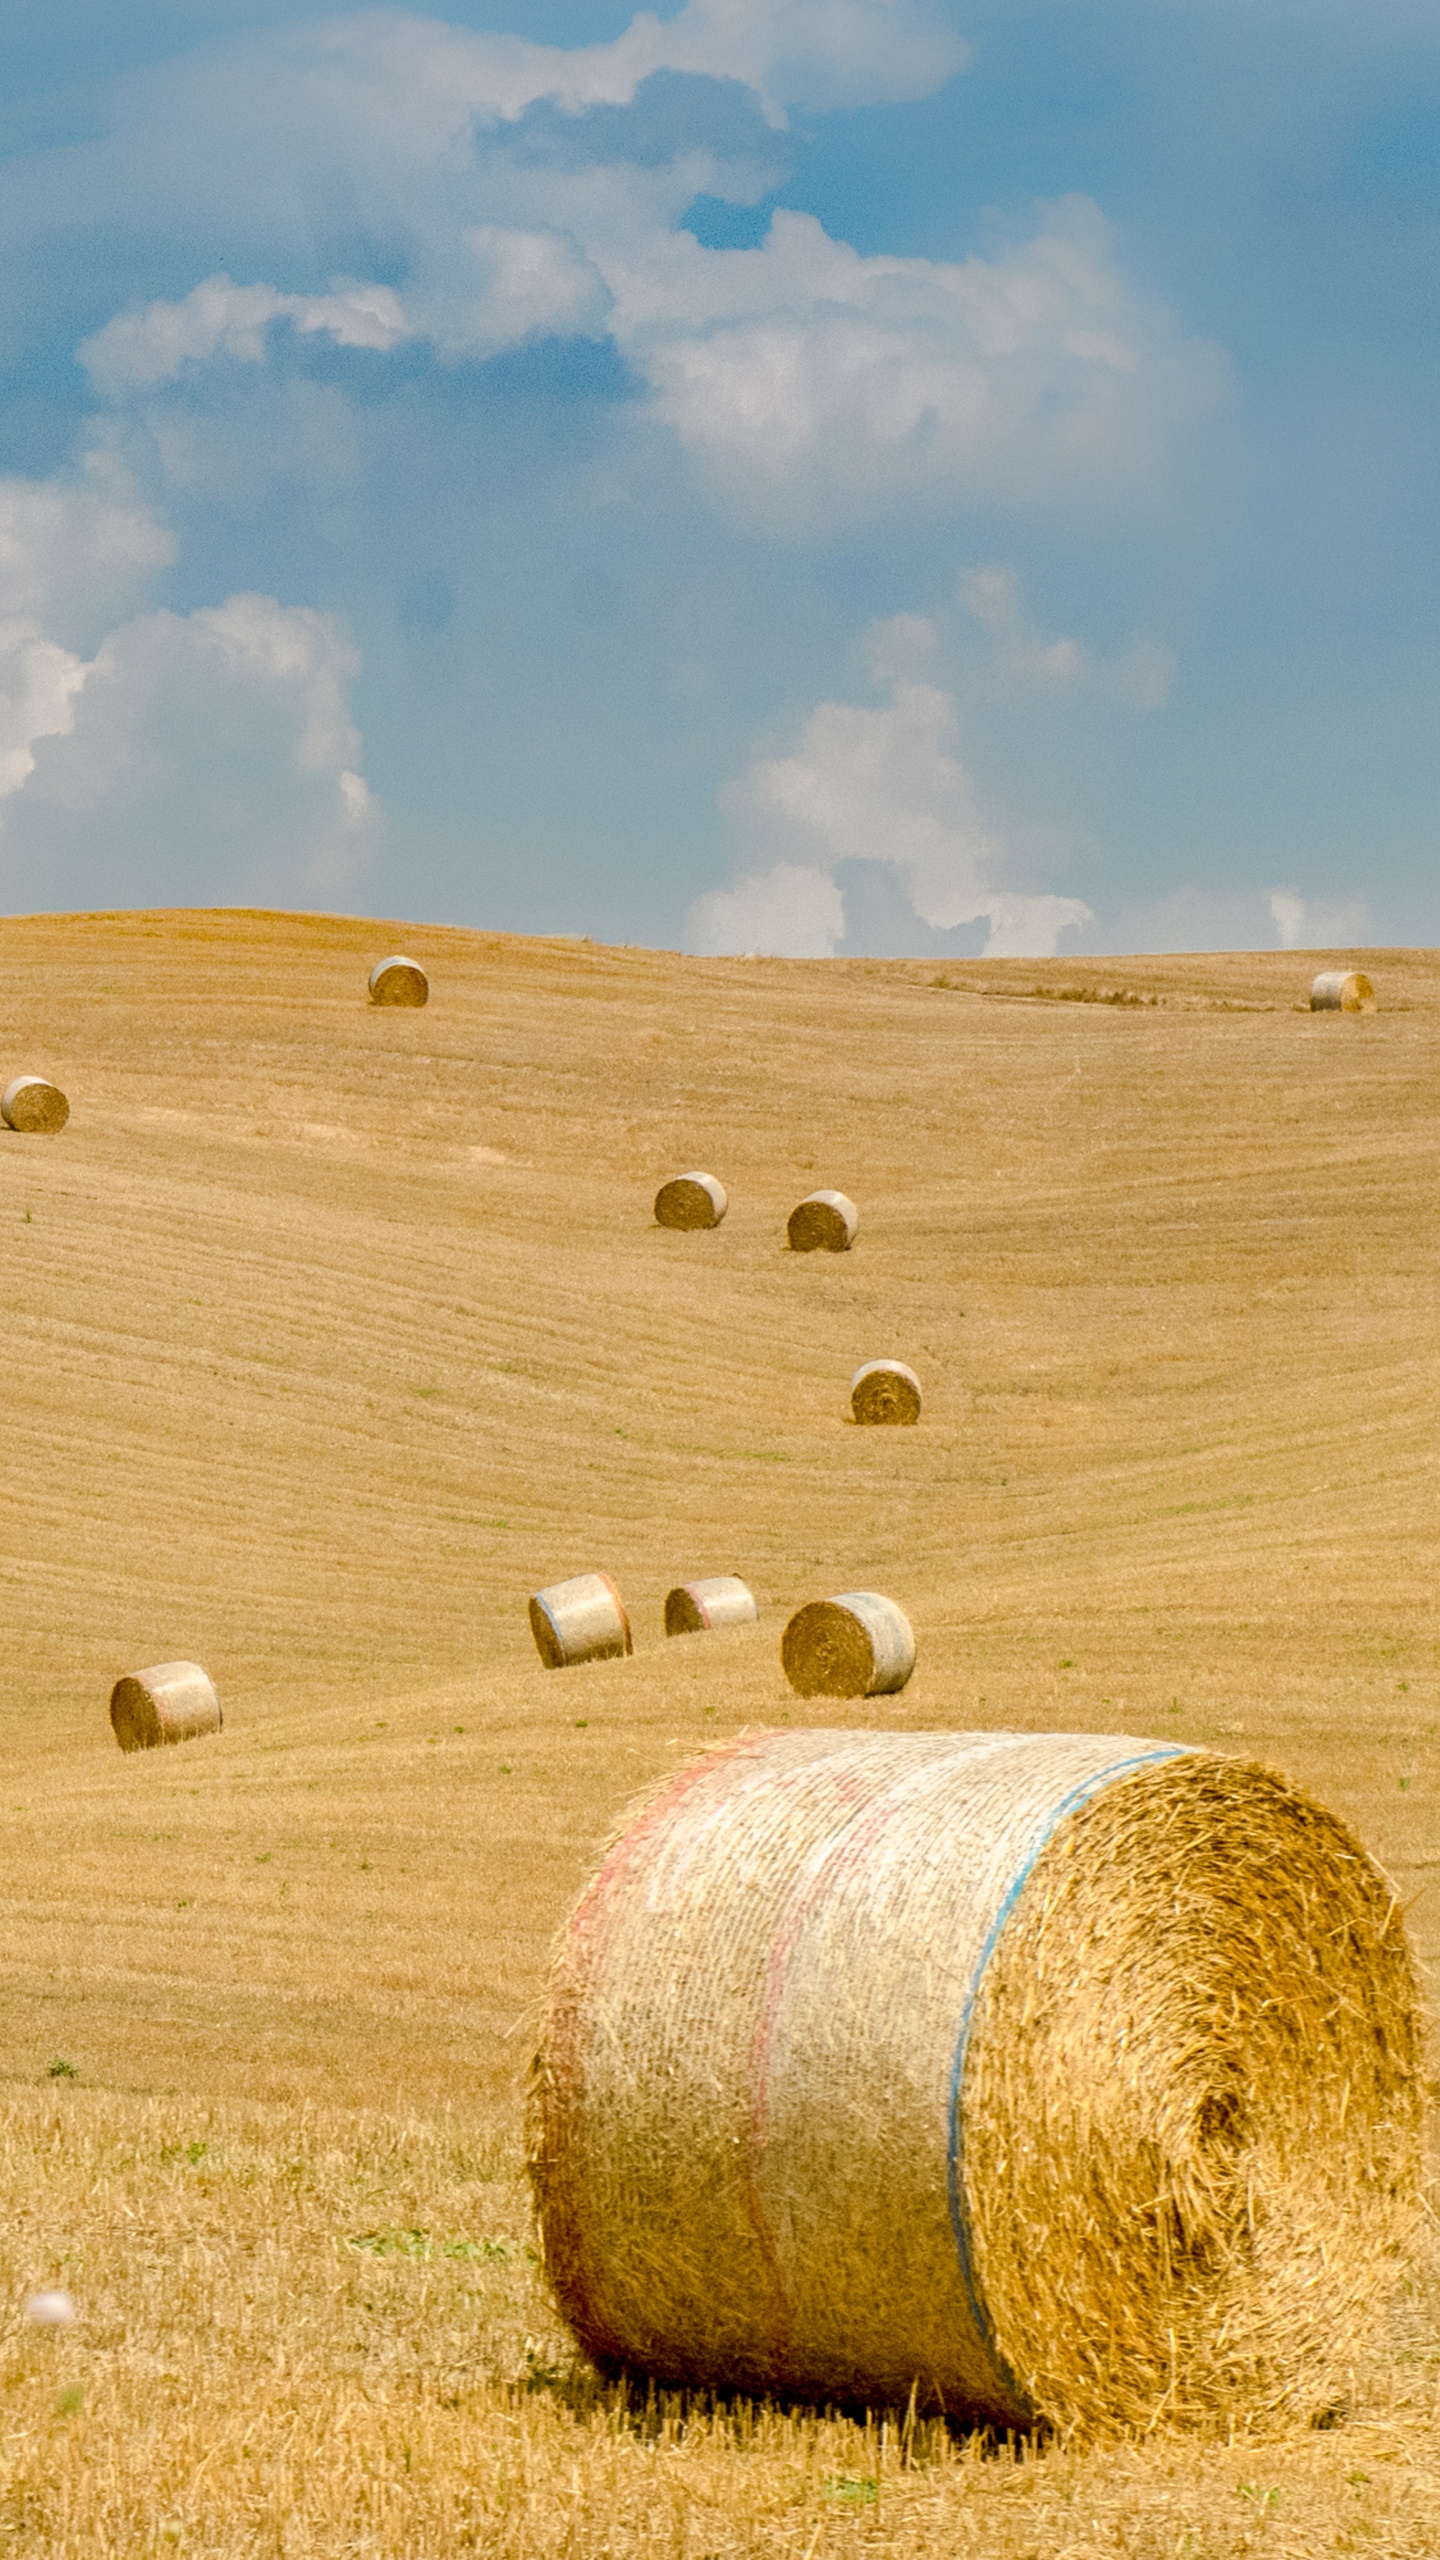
[165, 1, 965, 144]
[624, 197, 1227, 526]
[83, 277, 410, 395]
[658, 207, 1166, 497]
[959, 564, 1176, 709]
[0, 471, 378, 907]
[0, 462, 181, 822]
[688, 859, 845, 955]
[84, 193, 1227, 536]
[0, 629, 88, 804]
[0, 464, 176, 634]
[58, 0, 1223, 541]
[689, 675, 1092, 956]
[0, 1, 1242, 939]
[516, 0, 967, 124]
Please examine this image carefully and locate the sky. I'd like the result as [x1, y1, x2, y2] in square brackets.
[1, 1, 1437, 958]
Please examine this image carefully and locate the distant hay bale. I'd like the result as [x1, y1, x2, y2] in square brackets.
[787, 1190, 857, 1253]
[1310, 970, 1375, 1013]
[654, 1172, 727, 1230]
[530, 1573, 633, 1670]
[781, 1592, 914, 1697]
[664, 1575, 758, 1637]
[529, 1728, 1423, 2433]
[110, 1661, 222, 1754]
[368, 955, 429, 1008]
[2, 1076, 69, 1135]
[850, 1358, 921, 1425]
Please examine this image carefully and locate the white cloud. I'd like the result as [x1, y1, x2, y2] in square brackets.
[1267, 887, 1369, 950]
[58, 0, 1223, 542]
[628, 198, 1228, 526]
[83, 277, 410, 395]
[0, 463, 179, 818]
[189, 592, 364, 776]
[0, 548, 378, 905]
[689, 675, 1092, 956]
[1107, 884, 1371, 955]
[199, 1, 965, 141]
[0, 627, 88, 803]
[85, 196, 1225, 537]
[511, 0, 967, 125]
[689, 859, 845, 955]
[82, 235, 613, 388]
[0, 463, 176, 633]
[959, 564, 1176, 709]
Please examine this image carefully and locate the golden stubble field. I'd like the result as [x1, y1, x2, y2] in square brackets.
[0, 907, 1435, 2555]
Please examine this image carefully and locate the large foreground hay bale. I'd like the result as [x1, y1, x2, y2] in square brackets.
[110, 1661, 222, 1753]
[530, 1728, 1422, 2433]
[850, 1358, 921, 1424]
[782, 1592, 914, 1696]
[530, 1572, 633, 1669]
[368, 955, 429, 1007]
[664, 1575, 758, 1636]
[787, 1190, 857, 1253]
[2, 1075, 69, 1134]
[1310, 969, 1375, 1013]
[654, 1172, 727, 1230]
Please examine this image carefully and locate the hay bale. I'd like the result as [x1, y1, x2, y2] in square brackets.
[110, 1661, 222, 1753]
[787, 1190, 857, 1253]
[1310, 969, 1375, 1013]
[1, 1075, 69, 1135]
[664, 1575, 758, 1637]
[368, 955, 428, 1007]
[781, 1591, 914, 1697]
[654, 1172, 727, 1230]
[530, 1572, 633, 1669]
[850, 1358, 921, 1425]
[529, 1728, 1422, 2432]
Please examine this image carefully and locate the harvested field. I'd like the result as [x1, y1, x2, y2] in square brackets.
[0, 908, 1435, 2554]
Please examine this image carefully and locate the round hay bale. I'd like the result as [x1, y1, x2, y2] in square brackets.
[529, 1728, 1423, 2432]
[664, 1575, 758, 1637]
[368, 955, 428, 1008]
[654, 1172, 727, 1230]
[781, 1591, 914, 1697]
[530, 1572, 633, 1670]
[1309, 969, 1375, 1013]
[787, 1190, 857, 1253]
[110, 1661, 222, 1754]
[850, 1358, 921, 1425]
[1, 1075, 69, 1135]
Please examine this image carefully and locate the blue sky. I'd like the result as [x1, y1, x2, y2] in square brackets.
[1, 1, 1437, 956]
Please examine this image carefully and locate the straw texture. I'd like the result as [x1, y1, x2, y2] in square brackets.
[1309, 970, 1375, 1013]
[654, 1173, 727, 1230]
[529, 1572, 633, 1669]
[781, 1592, 915, 1696]
[530, 1729, 1422, 2434]
[368, 956, 429, 1008]
[2, 1075, 69, 1134]
[787, 1191, 857, 1252]
[850, 1359, 922, 1425]
[664, 1575, 758, 1636]
[110, 1661, 222, 1753]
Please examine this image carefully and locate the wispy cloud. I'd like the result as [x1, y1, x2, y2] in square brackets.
[959, 564, 1176, 709]
[1267, 887, 1369, 951]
